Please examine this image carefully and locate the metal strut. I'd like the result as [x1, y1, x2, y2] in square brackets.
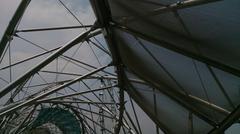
[0, 64, 110, 117]
[0, 26, 99, 99]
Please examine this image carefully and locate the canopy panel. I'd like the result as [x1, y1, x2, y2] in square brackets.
[96, 0, 240, 133]
[105, 26, 240, 133]
[124, 70, 213, 133]
[108, 0, 240, 75]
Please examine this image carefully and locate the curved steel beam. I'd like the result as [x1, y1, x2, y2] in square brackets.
[0, 0, 31, 58]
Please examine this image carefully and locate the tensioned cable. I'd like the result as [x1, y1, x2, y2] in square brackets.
[0, 47, 60, 71]
[136, 37, 188, 95]
[153, 88, 160, 134]
[59, 42, 83, 74]
[88, 43, 102, 66]
[192, 60, 215, 116]
[130, 97, 143, 134]
[14, 35, 100, 75]
[124, 110, 140, 134]
[92, 38, 109, 54]
[57, 0, 109, 64]
[22, 75, 34, 99]
[174, 9, 223, 123]
[88, 39, 110, 56]
[173, 5, 234, 110]
[8, 42, 12, 83]
[16, 34, 116, 77]
[173, 8, 212, 103]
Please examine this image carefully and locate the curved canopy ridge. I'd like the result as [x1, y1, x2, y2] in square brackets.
[30, 107, 82, 134]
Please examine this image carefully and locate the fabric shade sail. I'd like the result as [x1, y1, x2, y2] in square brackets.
[91, 0, 240, 133]
[108, 0, 240, 75]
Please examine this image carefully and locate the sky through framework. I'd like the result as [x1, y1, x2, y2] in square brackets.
[0, 0, 240, 134]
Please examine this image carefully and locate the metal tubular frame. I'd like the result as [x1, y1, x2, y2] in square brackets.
[37, 85, 117, 102]
[1, 0, 239, 133]
[0, 27, 99, 98]
[16, 25, 93, 33]
[0, 64, 109, 117]
[124, 78, 170, 134]
[0, 1, 122, 133]
[90, 0, 126, 133]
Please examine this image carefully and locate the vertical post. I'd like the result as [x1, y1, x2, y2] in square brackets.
[99, 79, 105, 134]
[153, 88, 159, 134]
[188, 112, 193, 134]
